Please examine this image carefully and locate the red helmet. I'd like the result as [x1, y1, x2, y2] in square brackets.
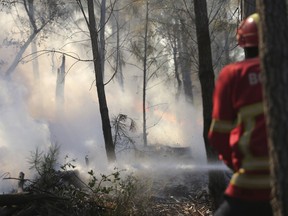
[237, 13, 259, 47]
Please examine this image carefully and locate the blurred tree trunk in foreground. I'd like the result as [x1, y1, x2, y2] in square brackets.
[258, 1, 288, 216]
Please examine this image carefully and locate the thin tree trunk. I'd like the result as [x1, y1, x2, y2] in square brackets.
[56, 55, 65, 113]
[166, 20, 182, 99]
[174, 21, 183, 99]
[87, 0, 116, 162]
[112, 2, 124, 90]
[179, 20, 193, 103]
[258, 1, 288, 215]
[142, 0, 149, 147]
[5, 0, 48, 77]
[172, 44, 182, 99]
[5, 32, 38, 77]
[100, 0, 106, 78]
[223, 12, 230, 65]
[28, 0, 40, 80]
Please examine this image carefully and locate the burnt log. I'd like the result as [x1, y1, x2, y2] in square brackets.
[0, 193, 64, 206]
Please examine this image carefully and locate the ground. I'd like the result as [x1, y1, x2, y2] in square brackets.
[134, 162, 215, 216]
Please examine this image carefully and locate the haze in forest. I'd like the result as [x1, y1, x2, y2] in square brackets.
[0, 0, 241, 193]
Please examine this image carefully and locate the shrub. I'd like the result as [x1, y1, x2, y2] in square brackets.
[25, 144, 150, 215]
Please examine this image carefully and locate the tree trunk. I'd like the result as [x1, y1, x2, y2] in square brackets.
[193, 0, 226, 210]
[258, 1, 288, 215]
[100, 0, 106, 78]
[87, 0, 116, 163]
[112, 1, 124, 90]
[28, 0, 40, 80]
[142, 0, 149, 147]
[5, 32, 39, 77]
[56, 55, 65, 113]
[174, 21, 182, 99]
[5, 0, 48, 77]
[172, 41, 182, 99]
[179, 20, 193, 103]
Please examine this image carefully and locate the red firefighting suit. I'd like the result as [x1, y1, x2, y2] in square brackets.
[208, 57, 271, 201]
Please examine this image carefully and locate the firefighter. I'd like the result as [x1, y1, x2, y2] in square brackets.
[208, 13, 272, 216]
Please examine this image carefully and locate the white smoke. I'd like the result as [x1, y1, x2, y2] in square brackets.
[0, 7, 207, 193]
[0, 76, 51, 192]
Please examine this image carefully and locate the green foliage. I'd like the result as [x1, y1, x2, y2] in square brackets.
[87, 168, 122, 194]
[29, 144, 59, 175]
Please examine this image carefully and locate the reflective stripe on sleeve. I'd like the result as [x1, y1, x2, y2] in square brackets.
[210, 119, 235, 133]
[237, 102, 264, 125]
